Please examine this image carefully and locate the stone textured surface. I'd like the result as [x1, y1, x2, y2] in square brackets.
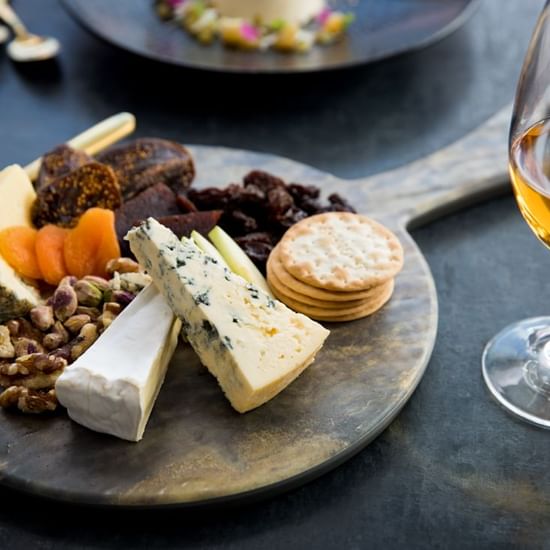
[0, 0, 548, 547]
[0, 146, 437, 506]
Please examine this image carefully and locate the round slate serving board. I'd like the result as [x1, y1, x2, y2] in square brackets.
[0, 107, 510, 508]
[61, 0, 478, 74]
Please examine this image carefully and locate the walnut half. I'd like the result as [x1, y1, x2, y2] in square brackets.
[0, 386, 57, 414]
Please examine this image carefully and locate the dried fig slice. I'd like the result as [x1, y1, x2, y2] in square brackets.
[97, 138, 195, 200]
[153, 211, 222, 240]
[32, 162, 122, 228]
[36, 145, 94, 191]
[115, 183, 180, 257]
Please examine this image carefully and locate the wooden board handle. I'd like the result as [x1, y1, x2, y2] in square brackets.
[24, 112, 136, 180]
[354, 105, 511, 228]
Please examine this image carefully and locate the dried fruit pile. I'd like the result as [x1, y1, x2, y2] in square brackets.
[187, 170, 355, 271]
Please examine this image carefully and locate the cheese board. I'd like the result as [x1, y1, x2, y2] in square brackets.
[0, 107, 509, 507]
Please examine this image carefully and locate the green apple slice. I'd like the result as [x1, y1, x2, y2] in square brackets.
[190, 230, 229, 269]
[208, 226, 273, 299]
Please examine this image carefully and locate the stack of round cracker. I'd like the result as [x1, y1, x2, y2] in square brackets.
[267, 212, 404, 322]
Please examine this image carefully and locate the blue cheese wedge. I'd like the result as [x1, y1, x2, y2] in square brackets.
[0, 165, 41, 321]
[55, 284, 181, 442]
[127, 218, 330, 413]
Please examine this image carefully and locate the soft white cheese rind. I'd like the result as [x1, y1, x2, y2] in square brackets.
[55, 284, 181, 442]
[127, 218, 330, 413]
[0, 165, 41, 321]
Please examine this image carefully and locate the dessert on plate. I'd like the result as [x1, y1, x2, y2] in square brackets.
[155, 0, 354, 52]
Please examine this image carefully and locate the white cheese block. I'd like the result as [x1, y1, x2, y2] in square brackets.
[127, 218, 330, 413]
[0, 165, 41, 321]
[55, 284, 181, 442]
[213, 0, 325, 24]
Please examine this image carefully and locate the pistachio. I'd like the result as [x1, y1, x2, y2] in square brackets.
[106, 257, 140, 275]
[105, 289, 135, 308]
[13, 337, 44, 358]
[64, 314, 91, 334]
[29, 305, 54, 332]
[43, 321, 69, 350]
[43, 332, 64, 351]
[109, 272, 151, 293]
[97, 310, 116, 332]
[75, 306, 101, 321]
[59, 275, 78, 288]
[71, 323, 98, 361]
[52, 284, 78, 321]
[74, 280, 103, 307]
[0, 326, 15, 359]
[118, 272, 151, 292]
[103, 302, 121, 315]
[6, 320, 20, 337]
[81, 276, 110, 292]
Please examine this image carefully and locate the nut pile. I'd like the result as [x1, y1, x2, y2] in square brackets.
[0, 257, 150, 414]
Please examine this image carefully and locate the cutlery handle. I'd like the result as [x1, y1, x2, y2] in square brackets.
[352, 105, 511, 228]
[0, 1, 28, 39]
[24, 112, 136, 180]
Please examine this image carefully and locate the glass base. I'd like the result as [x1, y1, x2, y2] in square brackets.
[482, 316, 550, 428]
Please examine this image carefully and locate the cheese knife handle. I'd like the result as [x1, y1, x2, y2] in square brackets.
[24, 112, 136, 181]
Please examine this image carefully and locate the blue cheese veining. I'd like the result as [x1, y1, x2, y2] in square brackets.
[127, 218, 330, 413]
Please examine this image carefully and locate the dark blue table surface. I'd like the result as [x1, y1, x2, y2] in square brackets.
[0, 1, 549, 548]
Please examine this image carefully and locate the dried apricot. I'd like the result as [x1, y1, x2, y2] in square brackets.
[35, 225, 69, 285]
[0, 226, 42, 280]
[64, 208, 118, 279]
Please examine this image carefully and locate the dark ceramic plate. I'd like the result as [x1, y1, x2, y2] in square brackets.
[61, 0, 478, 73]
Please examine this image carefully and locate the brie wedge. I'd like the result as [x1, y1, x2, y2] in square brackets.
[56, 284, 181, 441]
[127, 218, 329, 413]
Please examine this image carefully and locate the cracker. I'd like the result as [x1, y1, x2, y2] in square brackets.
[267, 245, 378, 302]
[271, 279, 394, 321]
[268, 265, 387, 309]
[278, 212, 403, 291]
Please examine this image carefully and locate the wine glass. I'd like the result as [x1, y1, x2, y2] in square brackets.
[482, 0, 550, 428]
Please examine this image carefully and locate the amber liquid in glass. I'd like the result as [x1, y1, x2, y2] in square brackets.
[510, 118, 550, 246]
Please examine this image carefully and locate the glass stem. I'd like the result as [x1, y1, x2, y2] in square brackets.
[526, 326, 550, 395]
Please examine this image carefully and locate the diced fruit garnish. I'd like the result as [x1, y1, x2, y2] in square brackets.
[64, 208, 118, 279]
[274, 24, 299, 51]
[35, 225, 69, 286]
[208, 226, 273, 298]
[0, 226, 42, 280]
[191, 230, 229, 268]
